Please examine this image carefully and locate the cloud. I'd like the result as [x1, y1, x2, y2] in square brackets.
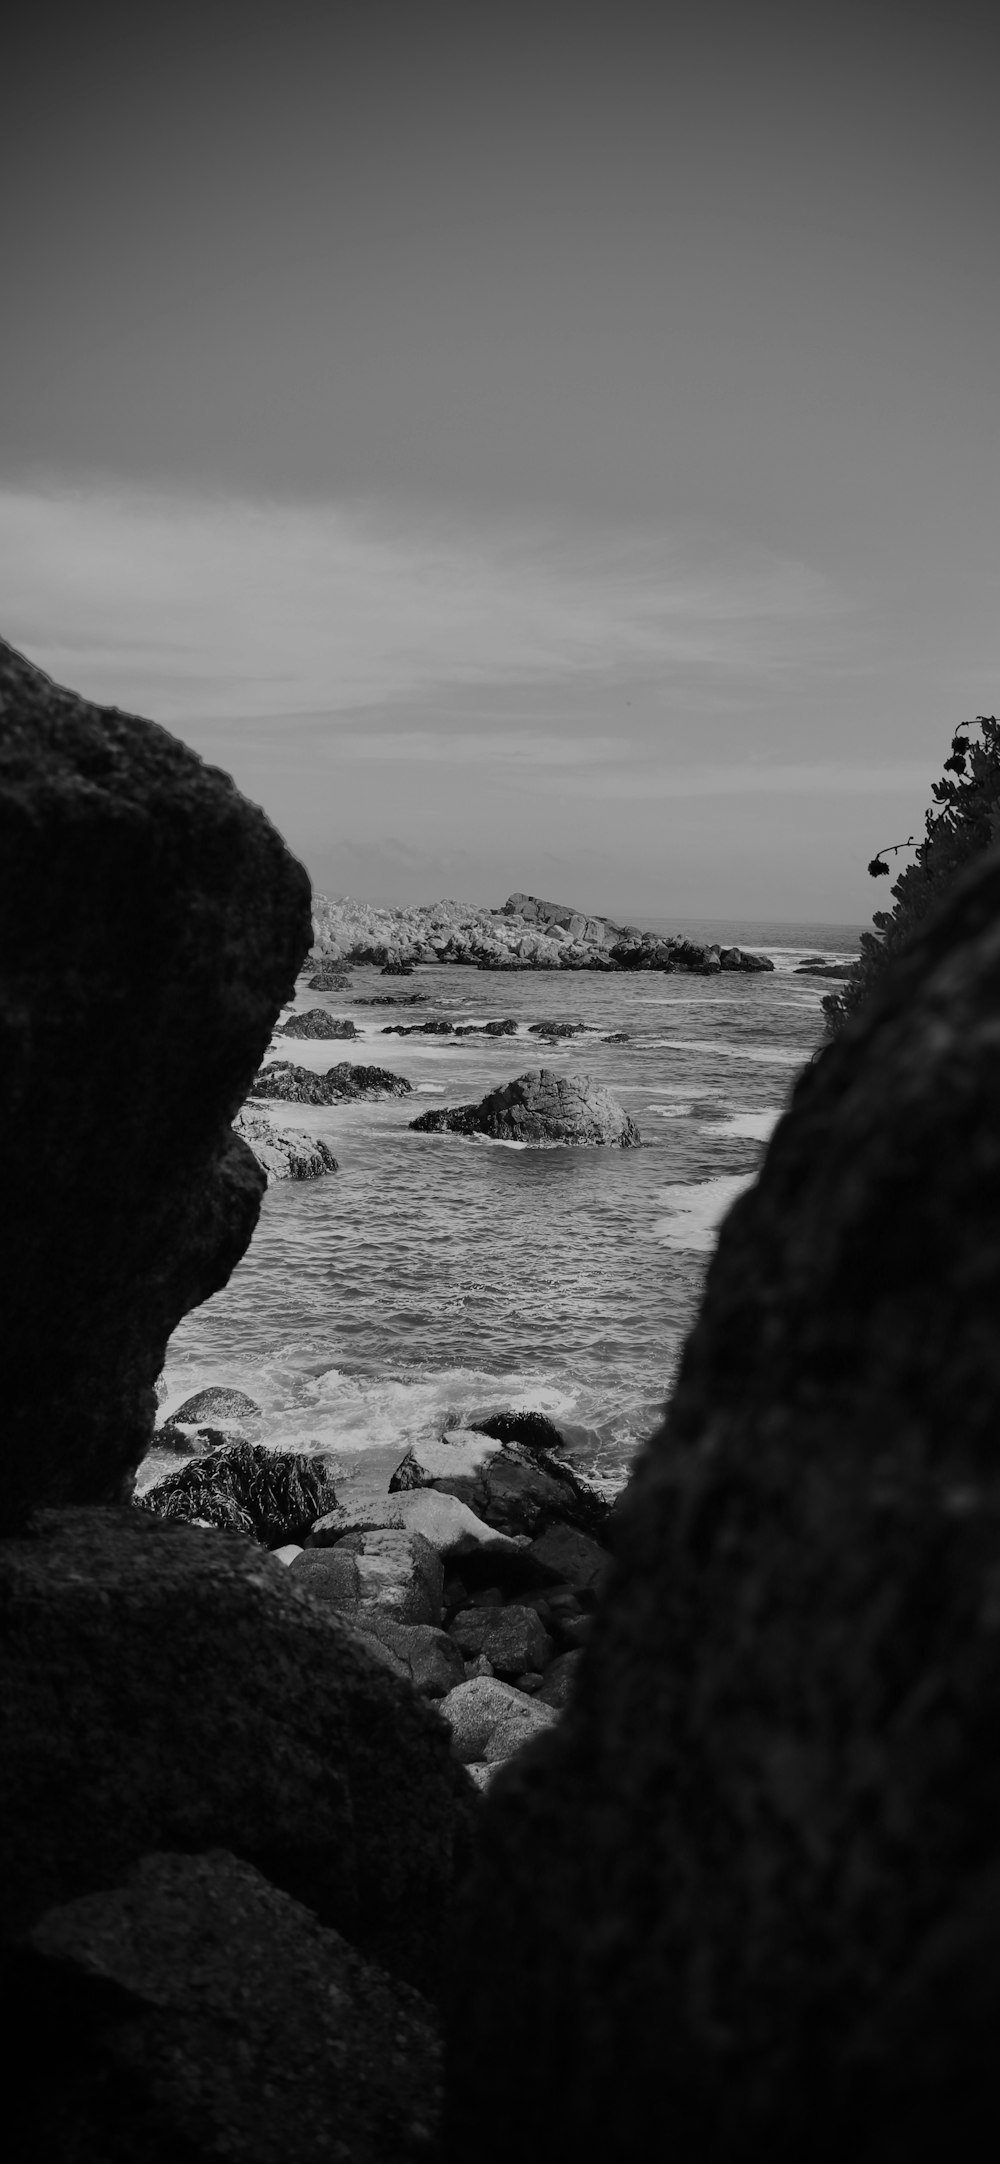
[0, 481, 842, 724]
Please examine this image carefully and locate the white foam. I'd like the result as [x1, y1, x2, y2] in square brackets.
[650, 1173, 755, 1251]
[701, 1108, 783, 1142]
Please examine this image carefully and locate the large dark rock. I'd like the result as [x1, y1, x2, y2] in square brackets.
[8, 1850, 442, 2164]
[0, 1508, 474, 1993]
[140, 1440, 339, 1545]
[446, 850, 1000, 2163]
[0, 639, 311, 1531]
[409, 1068, 640, 1147]
[250, 1059, 411, 1104]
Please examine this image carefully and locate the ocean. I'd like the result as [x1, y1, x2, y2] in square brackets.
[143, 918, 861, 1507]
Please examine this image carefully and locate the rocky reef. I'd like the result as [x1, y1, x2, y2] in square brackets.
[232, 1105, 339, 1182]
[311, 889, 773, 973]
[446, 845, 1000, 2164]
[409, 1069, 641, 1147]
[249, 1059, 412, 1104]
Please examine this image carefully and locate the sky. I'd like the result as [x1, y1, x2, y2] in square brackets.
[2, 0, 997, 922]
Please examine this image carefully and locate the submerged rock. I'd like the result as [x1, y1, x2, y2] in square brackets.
[13, 1850, 443, 2164]
[277, 1009, 359, 1038]
[233, 1106, 339, 1182]
[249, 1060, 412, 1104]
[141, 1440, 338, 1545]
[0, 639, 311, 1530]
[409, 1069, 640, 1147]
[446, 848, 1000, 2163]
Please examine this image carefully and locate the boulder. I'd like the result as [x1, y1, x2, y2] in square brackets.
[308, 1489, 539, 1585]
[276, 1008, 359, 1038]
[10, 1850, 442, 2164]
[0, 638, 311, 1530]
[307, 964, 354, 990]
[439, 1676, 559, 1766]
[720, 945, 775, 972]
[448, 1605, 554, 1678]
[290, 1528, 445, 1626]
[249, 1060, 412, 1104]
[468, 1409, 567, 1454]
[0, 1508, 474, 1991]
[536, 1648, 584, 1710]
[445, 849, 1000, 2161]
[232, 1106, 339, 1182]
[409, 1069, 640, 1147]
[526, 1522, 609, 1596]
[140, 1441, 339, 1545]
[389, 1431, 607, 1539]
[353, 1617, 466, 1698]
[171, 1386, 262, 1422]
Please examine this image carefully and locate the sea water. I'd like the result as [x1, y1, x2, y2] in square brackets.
[146, 919, 860, 1504]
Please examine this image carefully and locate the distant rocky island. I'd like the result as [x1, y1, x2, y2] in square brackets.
[310, 890, 774, 974]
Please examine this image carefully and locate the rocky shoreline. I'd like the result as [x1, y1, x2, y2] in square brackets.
[312, 888, 774, 974]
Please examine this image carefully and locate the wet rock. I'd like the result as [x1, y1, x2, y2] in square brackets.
[249, 1060, 412, 1104]
[720, 945, 775, 972]
[152, 1420, 236, 1456]
[0, 638, 311, 1531]
[141, 1441, 338, 1546]
[11, 1849, 442, 2164]
[468, 1409, 567, 1455]
[448, 1605, 554, 1678]
[409, 1068, 640, 1147]
[445, 849, 1000, 2161]
[171, 1386, 262, 1423]
[277, 1008, 359, 1037]
[527, 1019, 588, 1037]
[0, 1508, 474, 1990]
[306, 963, 354, 990]
[439, 1676, 558, 1765]
[232, 1106, 339, 1182]
[290, 1528, 444, 1626]
[390, 1431, 607, 1539]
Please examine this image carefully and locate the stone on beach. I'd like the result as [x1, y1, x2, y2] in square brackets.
[13, 1849, 443, 2164]
[290, 1527, 445, 1626]
[0, 637, 312, 1530]
[439, 1675, 559, 1765]
[448, 1604, 555, 1678]
[408, 1068, 640, 1146]
[232, 1105, 339, 1182]
[350, 1617, 466, 1698]
[309, 1487, 536, 1580]
[389, 1429, 606, 1539]
[140, 1440, 339, 1546]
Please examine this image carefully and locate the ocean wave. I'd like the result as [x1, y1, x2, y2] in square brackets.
[651, 1172, 756, 1251]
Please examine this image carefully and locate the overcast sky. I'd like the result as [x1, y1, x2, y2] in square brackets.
[3, 2, 997, 921]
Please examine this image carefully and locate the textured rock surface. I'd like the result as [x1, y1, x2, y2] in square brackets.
[309, 1488, 535, 1581]
[170, 1387, 261, 1423]
[291, 1527, 445, 1624]
[140, 1441, 339, 1545]
[0, 1508, 473, 1992]
[232, 1105, 339, 1182]
[409, 1068, 640, 1146]
[449, 1604, 554, 1678]
[439, 1676, 558, 1765]
[250, 1059, 411, 1104]
[0, 639, 311, 1530]
[277, 1007, 358, 1038]
[10, 1850, 442, 2164]
[446, 850, 1000, 2162]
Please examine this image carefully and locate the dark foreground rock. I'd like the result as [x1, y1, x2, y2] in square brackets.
[141, 1441, 339, 1544]
[446, 850, 1000, 2164]
[9, 1850, 441, 2164]
[232, 1105, 339, 1181]
[277, 1008, 359, 1038]
[250, 1059, 412, 1104]
[410, 1069, 640, 1147]
[0, 1508, 474, 1993]
[0, 639, 311, 1531]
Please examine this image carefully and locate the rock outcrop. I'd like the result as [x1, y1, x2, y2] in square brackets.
[249, 1060, 411, 1105]
[310, 890, 773, 973]
[233, 1105, 339, 1182]
[409, 1069, 640, 1147]
[445, 847, 1000, 2164]
[141, 1440, 339, 1543]
[0, 639, 311, 1530]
